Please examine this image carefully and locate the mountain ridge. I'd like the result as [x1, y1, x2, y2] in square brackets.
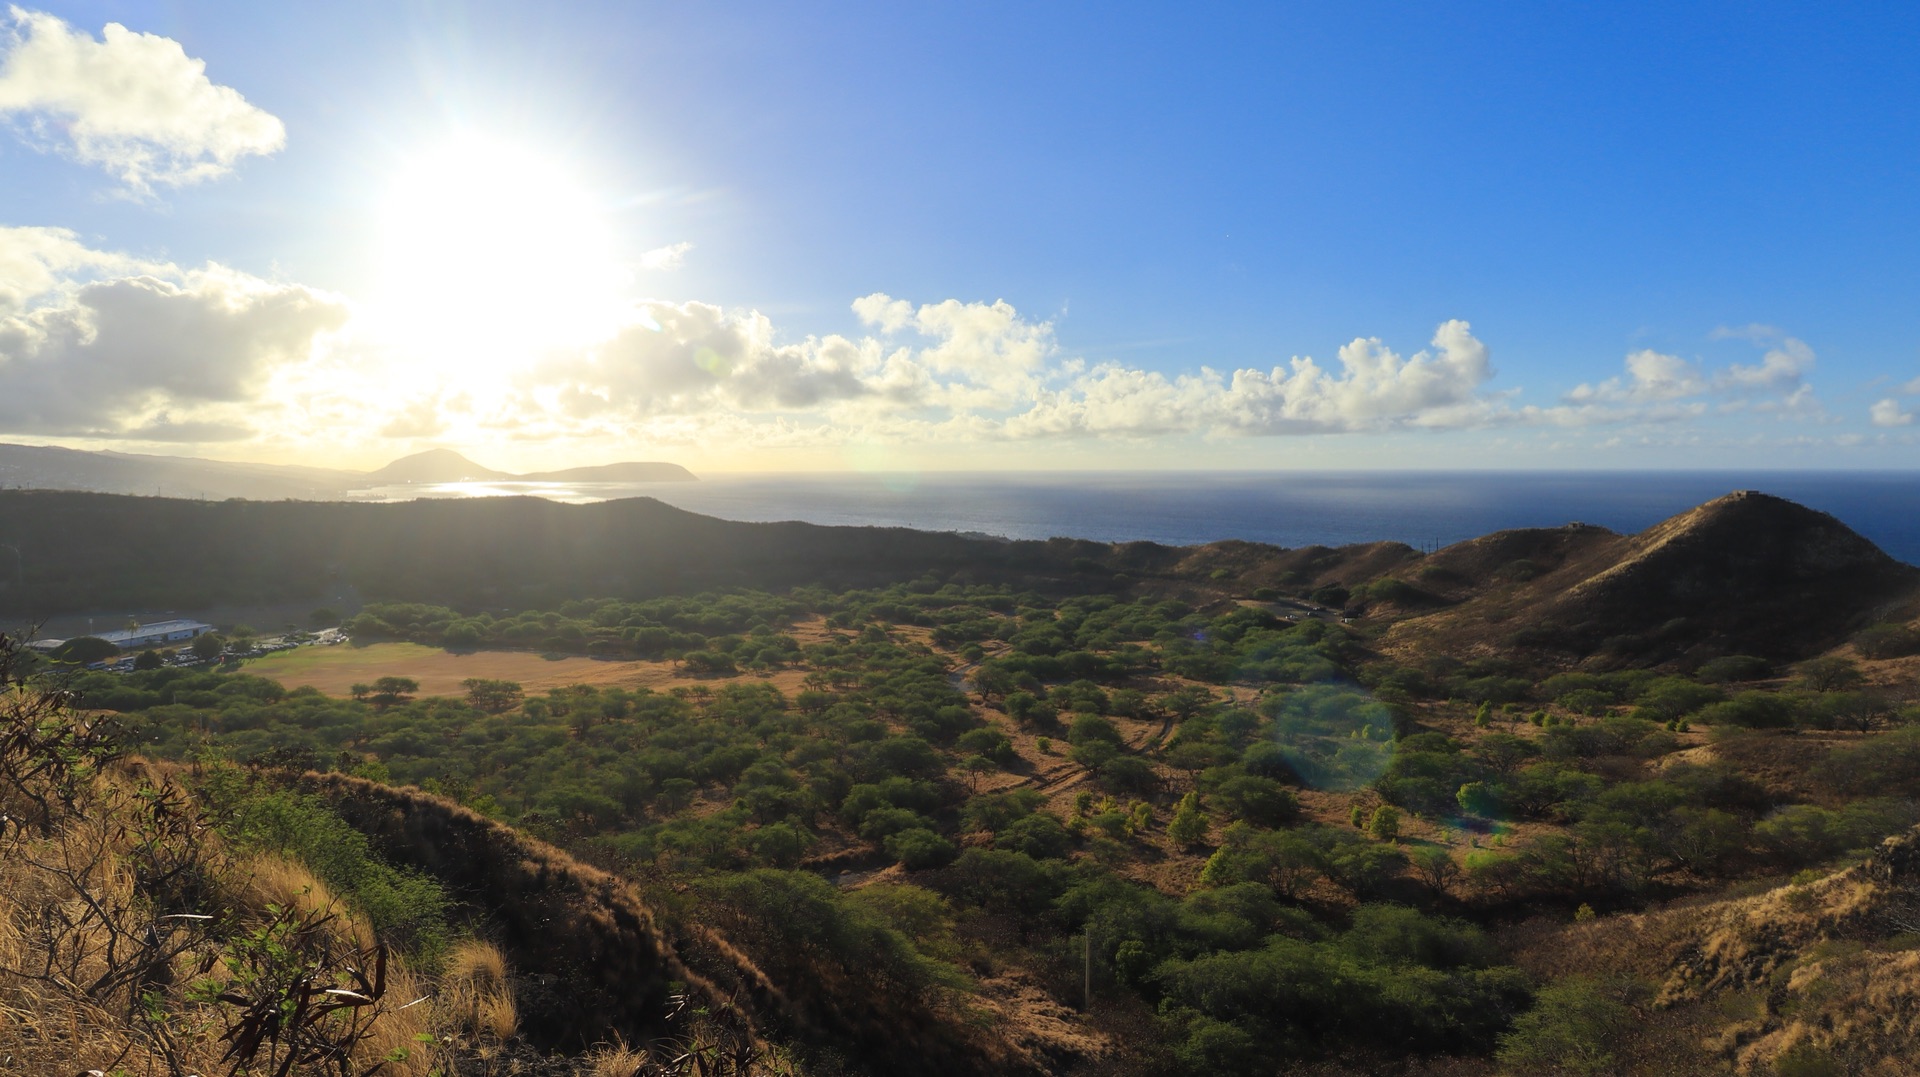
[1377, 490, 1920, 666]
[0, 442, 695, 499]
[1, 487, 1912, 670]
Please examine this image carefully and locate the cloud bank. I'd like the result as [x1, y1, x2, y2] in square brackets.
[0, 226, 345, 437]
[0, 7, 285, 192]
[0, 228, 1870, 463]
[528, 297, 1508, 445]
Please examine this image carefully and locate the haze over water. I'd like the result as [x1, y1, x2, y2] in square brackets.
[357, 471, 1920, 566]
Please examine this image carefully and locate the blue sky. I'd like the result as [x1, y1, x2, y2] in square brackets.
[2, 2, 1918, 470]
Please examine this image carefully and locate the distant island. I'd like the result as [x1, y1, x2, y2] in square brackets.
[0, 443, 695, 500]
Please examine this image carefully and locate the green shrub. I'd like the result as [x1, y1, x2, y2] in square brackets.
[1496, 977, 1637, 1075]
[212, 782, 449, 959]
[1695, 654, 1772, 683]
[1854, 623, 1920, 660]
[885, 827, 957, 869]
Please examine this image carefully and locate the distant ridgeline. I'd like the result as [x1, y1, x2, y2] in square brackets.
[0, 443, 695, 500]
[0, 490, 1151, 614]
[0, 488, 1913, 668]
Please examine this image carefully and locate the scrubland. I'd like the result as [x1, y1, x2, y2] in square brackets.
[9, 492, 1920, 1074]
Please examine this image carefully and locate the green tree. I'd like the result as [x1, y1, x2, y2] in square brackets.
[1163, 686, 1215, 720]
[1168, 791, 1209, 846]
[462, 677, 524, 714]
[1798, 656, 1865, 692]
[1213, 774, 1298, 828]
[885, 827, 957, 869]
[1496, 977, 1635, 1075]
[190, 632, 225, 661]
[1456, 781, 1499, 817]
[1366, 804, 1402, 843]
[369, 676, 419, 706]
[971, 664, 1013, 702]
[1409, 845, 1460, 894]
[51, 636, 119, 665]
[1854, 623, 1920, 660]
[132, 648, 163, 670]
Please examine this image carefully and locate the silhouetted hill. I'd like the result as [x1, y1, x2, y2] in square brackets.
[0, 442, 363, 499]
[0, 491, 1159, 618]
[1382, 491, 1920, 666]
[0, 442, 696, 500]
[361, 448, 509, 484]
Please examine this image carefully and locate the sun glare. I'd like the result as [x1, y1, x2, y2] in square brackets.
[371, 134, 627, 380]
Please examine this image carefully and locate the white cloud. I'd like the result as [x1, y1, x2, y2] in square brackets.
[0, 226, 345, 436]
[1564, 349, 1706, 403]
[0, 226, 1883, 459]
[529, 301, 1506, 443]
[1897, 374, 1920, 396]
[538, 299, 875, 417]
[1551, 328, 1822, 427]
[1871, 398, 1913, 427]
[638, 242, 692, 271]
[1714, 334, 1813, 393]
[0, 225, 158, 314]
[0, 7, 284, 192]
[1006, 320, 1499, 438]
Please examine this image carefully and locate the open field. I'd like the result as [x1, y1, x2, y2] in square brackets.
[239, 641, 815, 697]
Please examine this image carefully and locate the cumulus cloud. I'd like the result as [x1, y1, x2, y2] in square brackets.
[1871, 398, 1913, 427]
[1006, 320, 1498, 438]
[0, 225, 157, 314]
[1714, 333, 1813, 393]
[0, 226, 1874, 456]
[0, 7, 284, 192]
[1550, 327, 1823, 428]
[0, 226, 345, 436]
[526, 298, 1507, 444]
[1565, 349, 1706, 403]
[538, 299, 876, 418]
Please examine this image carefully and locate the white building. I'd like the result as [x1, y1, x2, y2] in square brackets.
[92, 619, 215, 650]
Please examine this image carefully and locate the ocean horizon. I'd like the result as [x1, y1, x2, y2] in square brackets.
[356, 469, 1920, 567]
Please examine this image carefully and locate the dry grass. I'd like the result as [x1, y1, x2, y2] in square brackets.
[232, 852, 376, 951]
[238, 636, 831, 700]
[0, 774, 528, 1076]
[584, 1038, 654, 1077]
[229, 613, 943, 707]
[1508, 834, 1920, 1075]
[440, 938, 519, 1042]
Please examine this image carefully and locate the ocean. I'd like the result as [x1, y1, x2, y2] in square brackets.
[353, 471, 1920, 566]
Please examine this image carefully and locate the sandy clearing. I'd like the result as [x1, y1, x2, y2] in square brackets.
[238, 642, 817, 699]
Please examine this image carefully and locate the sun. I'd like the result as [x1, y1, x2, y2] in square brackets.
[370, 134, 627, 380]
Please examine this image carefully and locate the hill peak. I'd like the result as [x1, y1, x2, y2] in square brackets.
[1384, 491, 1919, 666]
[364, 449, 507, 484]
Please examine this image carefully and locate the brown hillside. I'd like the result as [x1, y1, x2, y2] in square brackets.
[1513, 827, 1920, 1074]
[286, 772, 745, 1051]
[291, 772, 1043, 1077]
[1165, 538, 1423, 592]
[1381, 492, 1919, 667]
[1398, 522, 1619, 602]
